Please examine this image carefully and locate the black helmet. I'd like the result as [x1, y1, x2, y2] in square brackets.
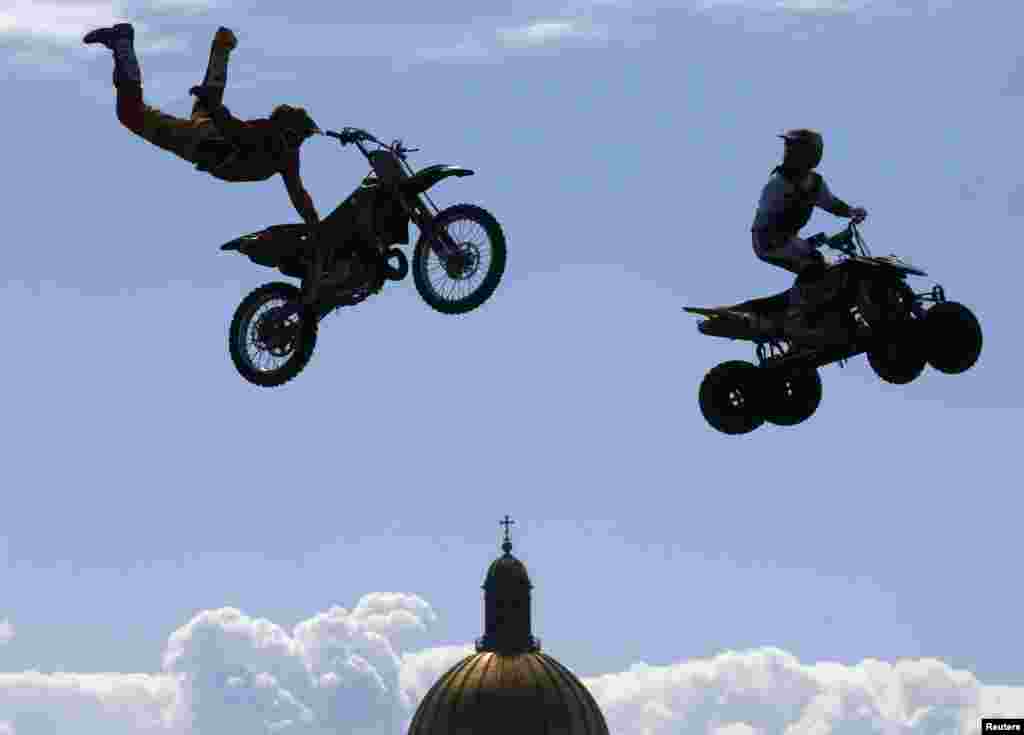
[779, 129, 823, 171]
[270, 104, 320, 149]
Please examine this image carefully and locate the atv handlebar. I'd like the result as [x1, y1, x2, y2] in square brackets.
[810, 221, 868, 258]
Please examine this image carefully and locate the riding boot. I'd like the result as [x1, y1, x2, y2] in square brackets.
[192, 27, 237, 115]
[111, 37, 142, 88]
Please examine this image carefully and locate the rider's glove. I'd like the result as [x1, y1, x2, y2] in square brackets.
[341, 128, 373, 145]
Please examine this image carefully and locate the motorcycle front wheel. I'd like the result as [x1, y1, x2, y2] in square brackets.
[413, 203, 507, 315]
[228, 282, 318, 388]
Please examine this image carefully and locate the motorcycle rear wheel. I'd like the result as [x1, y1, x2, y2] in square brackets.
[413, 203, 507, 315]
[229, 282, 318, 388]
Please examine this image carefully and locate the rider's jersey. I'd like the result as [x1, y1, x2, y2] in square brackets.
[751, 169, 846, 239]
[193, 111, 298, 183]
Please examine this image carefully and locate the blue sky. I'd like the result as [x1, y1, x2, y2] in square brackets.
[2, 0, 1023, 733]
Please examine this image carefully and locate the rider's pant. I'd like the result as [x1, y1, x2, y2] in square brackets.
[115, 81, 222, 164]
[751, 230, 823, 308]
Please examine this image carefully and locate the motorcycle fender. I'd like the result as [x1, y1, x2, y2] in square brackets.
[220, 229, 276, 253]
[220, 236, 249, 252]
[221, 227, 309, 278]
[402, 164, 475, 196]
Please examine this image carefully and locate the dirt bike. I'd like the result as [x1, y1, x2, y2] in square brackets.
[683, 222, 982, 434]
[220, 127, 507, 387]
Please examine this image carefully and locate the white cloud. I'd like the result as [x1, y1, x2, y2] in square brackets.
[0, 671, 188, 734]
[0, 2, 121, 43]
[398, 644, 475, 709]
[713, 724, 760, 735]
[497, 19, 608, 47]
[0, 1, 213, 51]
[161, 595, 437, 735]
[582, 647, 1024, 735]
[128, 0, 219, 16]
[415, 17, 610, 61]
[0, 622, 13, 646]
[2, 603, 1023, 735]
[346, 593, 439, 651]
[774, 0, 861, 11]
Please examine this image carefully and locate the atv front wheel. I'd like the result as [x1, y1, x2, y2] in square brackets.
[763, 366, 822, 426]
[698, 360, 765, 435]
[867, 321, 926, 385]
[229, 282, 318, 388]
[924, 301, 982, 374]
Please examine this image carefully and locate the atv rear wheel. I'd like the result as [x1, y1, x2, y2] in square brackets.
[867, 320, 926, 385]
[229, 282, 318, 388]
[698, 360, 765, 435]
[924, 301, 982, 374]
[763, 366, 822, 426]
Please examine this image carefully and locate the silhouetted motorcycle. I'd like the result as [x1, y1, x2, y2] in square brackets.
[684, 222, 982, 434]
[220, 127, 507, 387]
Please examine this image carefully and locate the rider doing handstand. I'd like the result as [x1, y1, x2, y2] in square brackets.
[751, 129, 867, 338]
[83, 24, 322, 228]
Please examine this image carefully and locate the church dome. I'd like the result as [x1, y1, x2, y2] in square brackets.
[407, 516, 610, 735]
[408, 650, 610, 735]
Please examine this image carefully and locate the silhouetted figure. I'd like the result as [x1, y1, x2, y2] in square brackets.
[83, 24, 321, 227]
[751, 129, 868, 337]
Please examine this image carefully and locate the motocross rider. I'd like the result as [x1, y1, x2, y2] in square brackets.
[751, 129, 867, 336]
[83, 24, 321, 228]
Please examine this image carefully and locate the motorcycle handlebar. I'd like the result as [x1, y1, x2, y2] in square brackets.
[322, 128, 377, 145]
[322, 129, 418, 159]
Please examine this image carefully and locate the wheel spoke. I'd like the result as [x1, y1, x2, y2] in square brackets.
[240, 296, 301, 374]
[418, 213, 496, 304]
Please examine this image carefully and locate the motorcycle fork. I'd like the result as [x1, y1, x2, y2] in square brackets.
[401, 193, 459, 258]
[392, 153, 457, 257]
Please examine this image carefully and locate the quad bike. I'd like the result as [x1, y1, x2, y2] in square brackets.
[683, 223, 982, 434]
[220, 127, 507, 387]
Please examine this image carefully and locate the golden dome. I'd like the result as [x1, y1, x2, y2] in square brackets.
[407, 516, 610, 735]
[407, 650, 610, 735]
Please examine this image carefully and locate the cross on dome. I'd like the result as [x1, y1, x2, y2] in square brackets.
[500, 515, 515, 554]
